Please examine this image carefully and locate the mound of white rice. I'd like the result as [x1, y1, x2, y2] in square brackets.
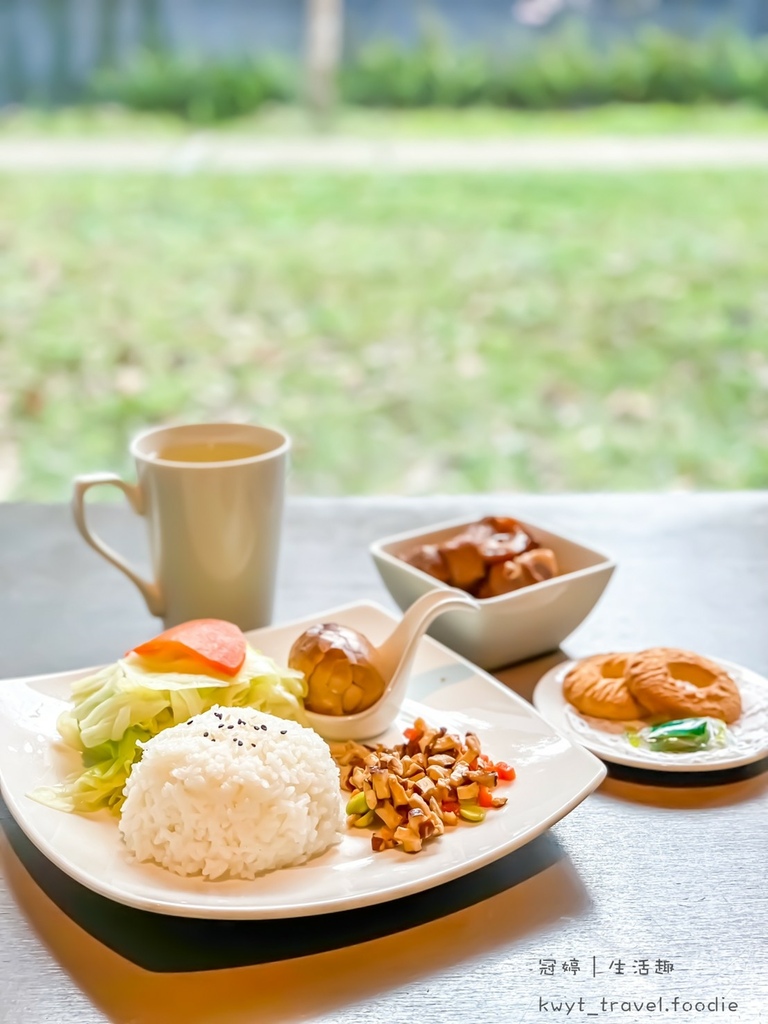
[118, 705, 344, 880]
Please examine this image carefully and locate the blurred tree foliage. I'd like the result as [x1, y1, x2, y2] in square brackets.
[87, 25, 768, 119]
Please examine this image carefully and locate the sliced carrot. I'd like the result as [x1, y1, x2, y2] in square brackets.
[129, 619, 246, 677]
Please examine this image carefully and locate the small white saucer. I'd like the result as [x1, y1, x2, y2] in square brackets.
[532, 656, 768, 772]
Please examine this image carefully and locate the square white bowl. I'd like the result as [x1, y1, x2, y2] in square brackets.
[370, 516, 616, 671]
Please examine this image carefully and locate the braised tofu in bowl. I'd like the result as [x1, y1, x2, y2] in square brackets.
[370, 516, 615, 670]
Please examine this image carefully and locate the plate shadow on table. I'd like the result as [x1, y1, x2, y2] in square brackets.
[1, 829, 592, 1024]
[604, 756, 768, 786]
[600, 756, 768, 811]
[1, 794, 587, 974]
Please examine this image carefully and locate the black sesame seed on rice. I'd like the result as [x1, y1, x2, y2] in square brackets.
[237, 740, 243, 746]
[261, 724, 267, 731]
[280, 730, 287, 735]
[227, 724, 234, 730]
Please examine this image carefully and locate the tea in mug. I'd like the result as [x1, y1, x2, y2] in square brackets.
[151, 441, 269, 463]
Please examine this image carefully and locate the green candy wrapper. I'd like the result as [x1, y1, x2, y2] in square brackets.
[627, 717, 728, 753]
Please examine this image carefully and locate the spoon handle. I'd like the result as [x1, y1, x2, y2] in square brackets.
[376, 589, 479, 681]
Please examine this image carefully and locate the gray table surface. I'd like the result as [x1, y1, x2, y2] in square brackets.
[0, 494, 766, 1024]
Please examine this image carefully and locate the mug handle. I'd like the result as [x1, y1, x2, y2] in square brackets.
[71, 473, 164, 617]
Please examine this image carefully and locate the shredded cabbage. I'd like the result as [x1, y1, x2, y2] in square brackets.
[31, 647, 307, 815]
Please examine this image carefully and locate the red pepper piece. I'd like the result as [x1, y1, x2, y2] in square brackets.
[130, 619, 247, 677]
[494, 761, 516, 781]
[478, 784, 494, 808]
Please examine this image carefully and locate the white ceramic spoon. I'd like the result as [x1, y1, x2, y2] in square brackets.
[305, 588, 479, 741]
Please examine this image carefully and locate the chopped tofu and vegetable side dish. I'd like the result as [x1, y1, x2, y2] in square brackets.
[330, 718, 516, 854]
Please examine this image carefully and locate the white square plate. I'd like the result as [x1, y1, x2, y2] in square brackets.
[0, 601, 605, 919]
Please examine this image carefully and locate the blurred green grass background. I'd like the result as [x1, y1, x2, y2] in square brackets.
[3, 101, 768, 137]
[4, 18, 768, 500]
[2, 161, 767, 499]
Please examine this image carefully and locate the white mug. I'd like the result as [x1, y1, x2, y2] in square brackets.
[72, 422, 290, 630]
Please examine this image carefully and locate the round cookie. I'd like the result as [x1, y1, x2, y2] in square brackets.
[563, 653, 648, 721]
[625, 648, 741, 724]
